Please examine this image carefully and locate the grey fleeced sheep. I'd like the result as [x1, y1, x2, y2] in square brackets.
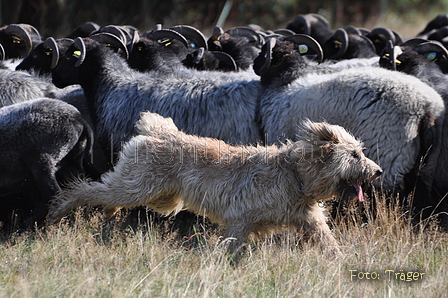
[379, 42, 448, 219]
[260, 67, 444, 195]
[0, 68, 58, 107]
[254, 37, 445, 205]
[51, 37, 261, 163]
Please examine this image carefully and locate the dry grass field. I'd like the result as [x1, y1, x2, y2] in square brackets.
[0, 192, 447, 298]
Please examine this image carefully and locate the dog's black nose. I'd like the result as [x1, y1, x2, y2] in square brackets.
[375, 169, 383, 177]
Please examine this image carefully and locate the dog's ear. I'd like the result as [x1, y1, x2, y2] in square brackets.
[298, 119, 340, 145]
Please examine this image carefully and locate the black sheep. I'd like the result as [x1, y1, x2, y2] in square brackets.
[0, 98, 93, 229]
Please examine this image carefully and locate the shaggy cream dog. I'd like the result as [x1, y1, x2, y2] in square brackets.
[48, 112, 382, 254]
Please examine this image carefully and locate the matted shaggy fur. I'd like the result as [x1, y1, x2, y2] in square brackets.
[48, 112, 382, 254]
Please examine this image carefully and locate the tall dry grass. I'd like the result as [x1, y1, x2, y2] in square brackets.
[0, 193, 447, 298]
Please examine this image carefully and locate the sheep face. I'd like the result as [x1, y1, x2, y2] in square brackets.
[52, 44, 82, 88]
[52, 39, 99, 88]
[17, 38, 73, 75]
[253, 35, 322, 86]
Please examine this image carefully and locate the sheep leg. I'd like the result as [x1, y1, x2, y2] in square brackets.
[27, 161, 61, 226]
[56, 126, 92, 183]
[55, 149, 86, 183]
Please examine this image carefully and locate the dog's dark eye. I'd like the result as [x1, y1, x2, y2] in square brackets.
[351, 151, 359, 159]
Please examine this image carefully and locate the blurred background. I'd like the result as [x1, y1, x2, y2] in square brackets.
[1, 0, 447, 39]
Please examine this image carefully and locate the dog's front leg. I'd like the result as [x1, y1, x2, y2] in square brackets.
[301, 207, 341, 256]
[223, 220, 254, 261]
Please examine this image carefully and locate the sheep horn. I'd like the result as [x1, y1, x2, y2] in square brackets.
[27, 24, 41, 39]
[67, 22, 100, 39]
[128, 30, 140, 53]
[344, 25, 362, 35]
[287, 15, 311, 35]
[358, 28, 370, 36]
[418, 14, 448, 36]
[212, 51, 238, 71]
[413, 41, 448, 60]
[192, 47, 205, 64]
[207, 26, 225, 50]
[329, 29, 349, 59]
[368, 27, 397, 55]
[100, 25, 128, 45]
[283, 34, 323, 63]
[4, 24, 34, 56]
[121, 25, 140, 39]
[256, 38, 276, 76]
[57, 37, 75, 49]
[392, 30, 404, 45]
[273, 29, 296, 37]
[73, 37, 86, 67]
[90, 32, 129, 59]
[360, 35, 377, 54]
[0, 44, 4, 61]
[80, 22, 100, 34]
[225, 27, 265, 47]
[170, 25, 208, 50]
[211, 26, 224, 40]
[369, 27, 395, 44]
[400, 38, 428, 49]
[144, 29, 189, 49]
[442, 36, 448, 46]
[9, 23, 41, 40]
[43, 37, 59, 69]
[309, 13, 331, 27]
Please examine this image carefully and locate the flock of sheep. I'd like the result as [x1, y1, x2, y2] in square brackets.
[1, 13, 448, 231]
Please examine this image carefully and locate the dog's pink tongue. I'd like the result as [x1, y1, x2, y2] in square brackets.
[351, 181, 364, 202]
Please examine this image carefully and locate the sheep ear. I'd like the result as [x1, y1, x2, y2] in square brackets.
[73, 37, 86, 67]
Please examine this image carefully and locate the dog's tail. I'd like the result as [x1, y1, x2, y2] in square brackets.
[47, 177, 127, 224]
[136, 111, 179, 136]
